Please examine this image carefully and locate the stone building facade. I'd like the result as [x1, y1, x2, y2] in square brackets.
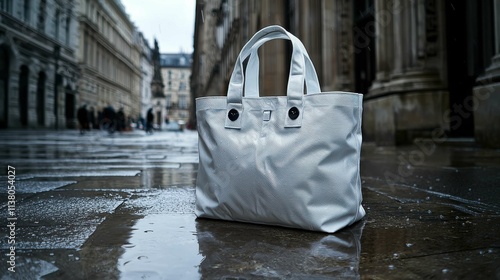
[161, 53, 192, 127]
[138, 33, 153, 125]
[0, 0, 80, 128]
[190, 0, 224, 126]
[77, 0, 141, 124]
[191, 0, 500, 148]
[0, 0, 147, 129]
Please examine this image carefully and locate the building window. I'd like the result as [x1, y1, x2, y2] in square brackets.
[179, 82, 186, 91]
[65, 14, 71, 46]
[24, 0, 31, 22]
[96, 48, 101, 72]
[179, 96, 187, 109]
[37, 0, 46, 31]
[165, 95, 171, 108]
[83, 33, 88, 62]
[55, 9, 60, 41]
[90, 3, 94, 21]
[0, 0, 12, 13]
[89, 41, 94, 68]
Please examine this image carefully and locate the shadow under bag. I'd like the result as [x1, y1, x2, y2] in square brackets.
[195, 25, 365, 233]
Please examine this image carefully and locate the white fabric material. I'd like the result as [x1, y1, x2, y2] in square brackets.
[195, 25, 365, 233]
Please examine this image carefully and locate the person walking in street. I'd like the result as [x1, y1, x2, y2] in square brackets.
[88, 106, 97, 129]
[117, 107, 126, 132]
[77, 105, 90, 134]
[146, 108, 154, 134]
[101, 105, 116, 134]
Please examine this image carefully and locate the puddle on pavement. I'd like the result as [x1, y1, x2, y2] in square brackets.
[113, 214, 365, 279]
[117, 214, 202, 279]
[195, 218, 364, 279]
[139, 167, 197, 189]
[15, 170, 141, 180]
[60, 166, 197, 190]
[12, 180, 76, 194]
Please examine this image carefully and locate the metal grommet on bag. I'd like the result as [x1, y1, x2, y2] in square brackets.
[228, 109, 239, 121]
[288, 107, 300, 120]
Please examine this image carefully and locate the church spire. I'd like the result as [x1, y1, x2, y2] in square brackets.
[151, 39, 165, 97]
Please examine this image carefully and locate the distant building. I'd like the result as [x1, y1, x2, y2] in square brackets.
[161, 53, 192, 127]
[192, 0, 500, 148]
[0, 0, 80, 128]
[0, 0, 154, 130]
[138, 33, 153, 126]
[77, 0, 142, 125]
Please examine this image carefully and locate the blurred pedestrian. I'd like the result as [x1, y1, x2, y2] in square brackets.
[102, 105, 116, 133]
[97, 109, 103, 128]
[88, 106, 97, 129]
[138, 115, 145, 130]
[146, 108, 154, 134]
[117, 107, 126, 132]
[77, 105, 90, 134]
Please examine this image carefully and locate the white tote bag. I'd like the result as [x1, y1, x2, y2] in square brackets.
[195, 25, 365, 233]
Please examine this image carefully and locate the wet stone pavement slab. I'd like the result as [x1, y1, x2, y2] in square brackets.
[0, 130, 499, 279]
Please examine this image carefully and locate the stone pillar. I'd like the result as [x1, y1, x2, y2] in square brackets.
[257, 0, 288, 96]
[364, 0, 448, 145]
[363, 0, 397, 143]
[372, 0, 393, 87]
[473, 0, 500, 148]
[383, 0, 444, 91]
[320, 0, 335, 91]
[331, 0, 354, 92]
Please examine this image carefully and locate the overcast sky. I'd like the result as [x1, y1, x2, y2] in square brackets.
[120, 0, 196, 54]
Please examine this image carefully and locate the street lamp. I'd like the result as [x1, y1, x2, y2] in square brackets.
[53, 45, 60, 129]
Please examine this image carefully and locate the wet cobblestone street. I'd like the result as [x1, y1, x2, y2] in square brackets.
[0, 129, 499, 279]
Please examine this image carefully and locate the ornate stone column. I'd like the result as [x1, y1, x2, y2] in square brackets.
[364, 0, 448, 145]
[320, 0, 335, 91]
[372, 0, 393, 88]
[473, 0, 500, 148]
[330, 0, 354, 92]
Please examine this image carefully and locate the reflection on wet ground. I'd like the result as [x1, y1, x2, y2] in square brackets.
[0, 130, 499, 279]
[118, 214, 202, 279]
[196, 218, 364, 279]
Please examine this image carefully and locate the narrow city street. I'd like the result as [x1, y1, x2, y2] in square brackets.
[0, 129, 499, 279]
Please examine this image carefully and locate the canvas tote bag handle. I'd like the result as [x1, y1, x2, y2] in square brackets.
[244, 33, 321, 97]
[225, 25, 308, 129]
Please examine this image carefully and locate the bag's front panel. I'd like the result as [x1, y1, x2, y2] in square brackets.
[252, 94, 363, 232]
[196, 93, 364, 232]
[196, 99, 262, 220]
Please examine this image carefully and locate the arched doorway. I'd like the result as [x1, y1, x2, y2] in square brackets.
[0, 45, 9, 128]
[19, 65, 29, 127]
[37, 71, 47, 126]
